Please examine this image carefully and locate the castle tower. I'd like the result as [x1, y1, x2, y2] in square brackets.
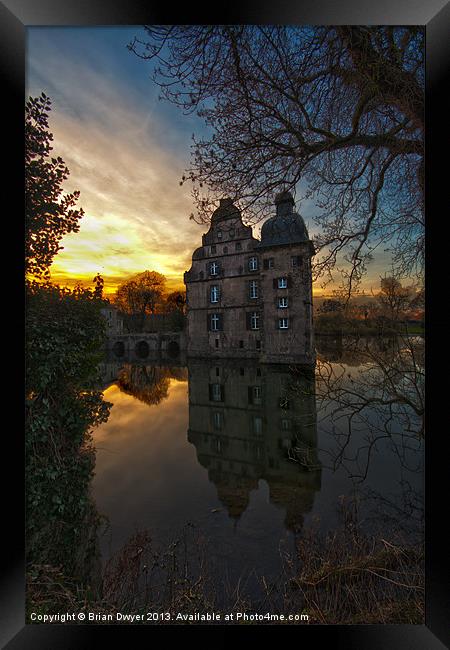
[184, 198, 261, 358]
[184, 193, 315, 365]
[257, 191, 315, 364]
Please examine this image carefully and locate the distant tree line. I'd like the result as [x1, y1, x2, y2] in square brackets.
[113, 270, 187, 333]
[315, 276, 424, 335]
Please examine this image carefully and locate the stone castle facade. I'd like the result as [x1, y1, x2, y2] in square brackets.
[184, 191, 315, 365]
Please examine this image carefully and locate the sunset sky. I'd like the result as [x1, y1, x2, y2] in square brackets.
[27, 26, 394, 297]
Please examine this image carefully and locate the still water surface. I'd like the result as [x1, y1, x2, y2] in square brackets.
[92, 339, 423, 599]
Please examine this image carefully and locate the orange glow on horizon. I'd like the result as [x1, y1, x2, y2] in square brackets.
[27, 27, 412, 313]
[47, 266, 335, 299]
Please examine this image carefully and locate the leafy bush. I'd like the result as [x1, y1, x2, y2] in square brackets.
[26, 281, 111, 580]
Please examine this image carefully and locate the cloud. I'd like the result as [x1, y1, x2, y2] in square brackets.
[27, 30, 204, 293]
[26, 28, 398, 296]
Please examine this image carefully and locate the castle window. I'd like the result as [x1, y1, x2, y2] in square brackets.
[278, 296, 288, 308]
[239, 340, 244, 348]
[253, 386, 262, 404]
[278, 277, 288, 289]
[217, 230, 223, 239]
[249, 280, 258, 299]
[210, 383, 224, 402]
[210, 245, 216, 254]
[248, 257, 258, 271]
[210, 285, 220, 303]
[213, 412, 223, 430]
[281, 418, 291, 430]
[291, 255, 302, 267]
[256, 340, 261, 350]
[209, 261, 219, 276]
[249, 312, 260, 330]
[236, 242, 242, 251]
[253, 416, 263, 435]
[240, 367, 245, 376]
[215, 338, 219, 348]
[208, 313, 223, 331]
[263, 258, 274, 270]
[216, 367, 220, 376]
[278, 318, 289, 329]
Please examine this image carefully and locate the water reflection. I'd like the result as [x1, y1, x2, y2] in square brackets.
[315, 335, 424, 481]
[92, 337, 424, 600]
[28, 336, 424, 619]
[117, 365, 188, 406]
[187, 360, 321, 532]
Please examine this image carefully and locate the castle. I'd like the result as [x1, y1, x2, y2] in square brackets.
[184, 191, 315, 365]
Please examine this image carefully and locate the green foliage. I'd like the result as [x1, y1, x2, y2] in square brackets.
[25, 93, 84, 279]
[26, 280, 111, 577]
[25, 92, 112, 610]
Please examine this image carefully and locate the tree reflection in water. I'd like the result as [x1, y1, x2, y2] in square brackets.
[293, 334, 425, 545]
[115, 364, 187, 406]
[313, 335, 424, 481]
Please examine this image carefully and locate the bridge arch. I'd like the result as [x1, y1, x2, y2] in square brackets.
[135, 340, 150, 358]
[112, 340, 125, 356]
[167, 340, 180, 356]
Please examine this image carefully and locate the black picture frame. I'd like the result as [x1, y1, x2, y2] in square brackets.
[4, 1, 449, 647]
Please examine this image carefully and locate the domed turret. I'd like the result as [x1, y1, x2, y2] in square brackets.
[259, 191, 309, 248]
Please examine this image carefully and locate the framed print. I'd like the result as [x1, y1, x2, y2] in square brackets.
[3, 0, 449, 647]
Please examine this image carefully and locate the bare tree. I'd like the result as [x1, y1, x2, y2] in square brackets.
[129, 26, 424, 295]
[376, 275, 415, 326]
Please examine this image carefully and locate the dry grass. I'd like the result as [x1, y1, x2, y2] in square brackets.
[27, 512, 424, 625]
[97, 516, 424, 624]
[287, 528, 424, 624]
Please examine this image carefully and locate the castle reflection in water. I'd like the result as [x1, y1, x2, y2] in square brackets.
[98, 352, 321, 533]
[188, 360, 320, 531]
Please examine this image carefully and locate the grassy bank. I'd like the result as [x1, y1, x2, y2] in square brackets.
[27, 514, 424, 625]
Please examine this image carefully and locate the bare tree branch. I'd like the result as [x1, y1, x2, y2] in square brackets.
[129, 26, 424, 292]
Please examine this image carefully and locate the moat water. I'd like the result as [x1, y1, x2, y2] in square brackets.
[92, 336, 424, 606]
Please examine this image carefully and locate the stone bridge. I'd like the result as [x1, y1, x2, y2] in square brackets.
[105, 331, 186, 358]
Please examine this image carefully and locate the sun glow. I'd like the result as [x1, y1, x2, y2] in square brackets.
[28, 27, 392, 300]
